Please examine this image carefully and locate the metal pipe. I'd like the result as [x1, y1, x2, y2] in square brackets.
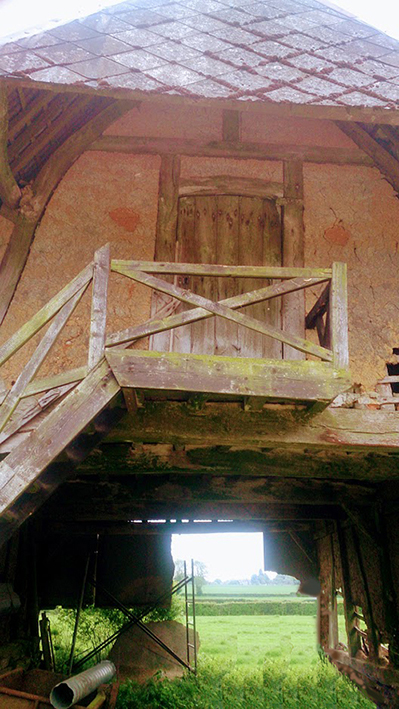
[50, 661, 116, 709]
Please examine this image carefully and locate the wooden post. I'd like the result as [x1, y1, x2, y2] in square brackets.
[88, 244, 110, 370]
[282, 160, 305, 360]
[222, 110, 240, 142]
[150, 155, 181, 352]
[317, 527, 338, 651]
[329, 262, 349, 369]
[337, 522, 361, 658]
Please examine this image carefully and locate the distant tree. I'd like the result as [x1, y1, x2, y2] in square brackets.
[193, 560, 208, 596]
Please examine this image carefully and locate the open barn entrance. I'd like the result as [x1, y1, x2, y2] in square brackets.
[170, 530, 324, 673]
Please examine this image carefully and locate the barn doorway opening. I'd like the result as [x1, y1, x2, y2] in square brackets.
[171, 531, 321, 672]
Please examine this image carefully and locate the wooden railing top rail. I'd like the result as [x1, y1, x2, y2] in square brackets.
[111, 261, 332, 280]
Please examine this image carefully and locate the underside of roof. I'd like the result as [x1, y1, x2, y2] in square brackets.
[0, 0, 399, 111]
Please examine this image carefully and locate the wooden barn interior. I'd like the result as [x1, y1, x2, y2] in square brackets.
[1, 0, 399, 704]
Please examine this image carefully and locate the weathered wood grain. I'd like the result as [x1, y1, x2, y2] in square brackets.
[107, 401, 399, 454]
[0, 263, 93, 367]
[283, 159, 305, 360]
[0, 359, 120, 517]
[112, 261, 332, 279]
[88, 244, 110, 370]
[190, 195, 217, 354]
[172, 195, 195, 353]
[179, 175, 283, 198]
[0, 87, 21, 209]
[215, 195, 240, 356]
[0, 381, 77, 446]
[90, 136, 373, 166]
[22, 366, 88, 398]
[112, 268, 332, 360]
[106, 276, 328, 348]
[330, 262, 349, 369]
[306, 283, 330, 330]
[150, 154, 180, 352]
[0, 287, 86, 433]
[336, 121, 399, 196]
[106, 350, 349, 401]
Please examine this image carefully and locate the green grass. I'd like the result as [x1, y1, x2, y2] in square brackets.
[202, 584, 300, 598]
[116, 657, 374, 709]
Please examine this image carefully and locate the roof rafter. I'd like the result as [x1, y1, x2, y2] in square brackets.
[0, 86, 21, 210]
[0, 96, 136, 325]
[336, 120, 399, 196]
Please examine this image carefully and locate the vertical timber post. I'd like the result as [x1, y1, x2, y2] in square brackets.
[329, 262, 349, 369]
[222, 110, 240, 143]
[150, 154, 181, 352]
[337, 522, 361, 658]
[317, 524, 338, 651]
[283, 159, 305, 359]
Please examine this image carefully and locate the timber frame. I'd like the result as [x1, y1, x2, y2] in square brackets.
[2, 65, 399, 707]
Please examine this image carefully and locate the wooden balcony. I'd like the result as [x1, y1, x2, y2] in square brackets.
[0, 248, 351, 437]
[106, 258, 350, 406]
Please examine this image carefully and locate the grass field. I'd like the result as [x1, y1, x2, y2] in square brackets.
[48, 596, 373, 708]
[196, 614, 347, 667]
[202, 584, 300, 598]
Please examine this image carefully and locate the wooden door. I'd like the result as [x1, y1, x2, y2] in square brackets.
[155, 195, 282, 359]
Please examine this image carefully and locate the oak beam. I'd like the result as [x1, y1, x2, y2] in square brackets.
[89, 136, 372, 166]
[41, 500, 341, 523]
[150, 154, 180, 352]
[107, 350, 349, 401]
[0, 99, 134, 326]
[0, 87, 21, 210]
[222, 109, 240, 142]
[283, 159, 305, 359]
[107, 402, 399, 454]
[336, 121, 399, 196]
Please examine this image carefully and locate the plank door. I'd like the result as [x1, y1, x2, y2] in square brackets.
[156, 195, 282, 359]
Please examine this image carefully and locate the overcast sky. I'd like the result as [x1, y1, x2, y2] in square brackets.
[1, 0, 399, 43]
[172, 532, 266, 582]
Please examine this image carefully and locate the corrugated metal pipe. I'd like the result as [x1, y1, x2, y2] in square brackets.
[50, 660, 116, 709]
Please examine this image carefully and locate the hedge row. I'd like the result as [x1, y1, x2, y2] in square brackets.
[195, 600, 344, 616]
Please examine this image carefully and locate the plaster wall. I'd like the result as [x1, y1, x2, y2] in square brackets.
[0, 152, 160, 386]
[304, 164, 399, 389]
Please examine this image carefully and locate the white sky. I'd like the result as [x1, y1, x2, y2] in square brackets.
[1, 0, 399, 43]
[172, 532, 266, 582]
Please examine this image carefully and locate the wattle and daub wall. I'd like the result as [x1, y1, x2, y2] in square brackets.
[1, 101, 399, 390]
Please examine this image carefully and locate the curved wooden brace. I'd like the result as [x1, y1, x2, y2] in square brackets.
[0, 86, 21, 210]
[336, 120, 399, 196]
[0, 98, 135, 326]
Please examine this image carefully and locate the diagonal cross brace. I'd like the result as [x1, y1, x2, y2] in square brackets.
[111, 268, 332, 361]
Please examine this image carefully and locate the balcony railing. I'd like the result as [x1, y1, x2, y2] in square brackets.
[0, 245, 351, 447]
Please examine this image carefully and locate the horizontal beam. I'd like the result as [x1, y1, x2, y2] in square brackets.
[112, 261, 331, 279]
[89, 135, 372, 166]
[40, 500, 342, 523]
[107, 350, 349, 401]
[179, 175, 284, 198]
[47, 520, 312, 535]
[107, 401, 399, 456]
[46, 475, 376, 509]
